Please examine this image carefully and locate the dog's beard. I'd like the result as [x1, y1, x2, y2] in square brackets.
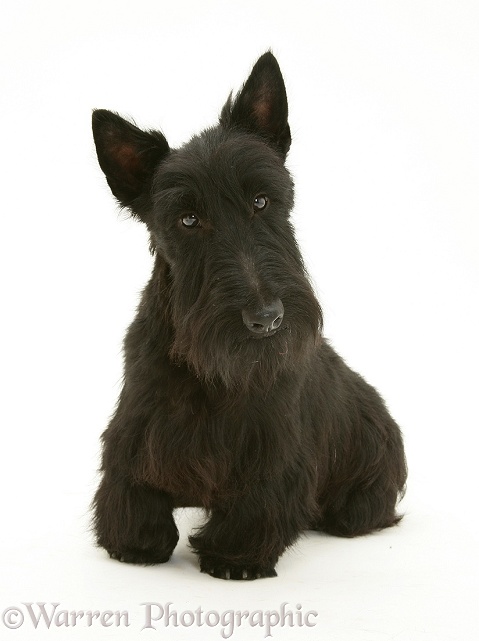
[169, 302, 321, 392]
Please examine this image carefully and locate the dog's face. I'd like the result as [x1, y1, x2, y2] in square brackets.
[93, 52, 322, 389]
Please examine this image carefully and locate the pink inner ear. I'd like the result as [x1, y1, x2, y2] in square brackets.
[253, 90, 273, 129]
[114, 143, 141, 179]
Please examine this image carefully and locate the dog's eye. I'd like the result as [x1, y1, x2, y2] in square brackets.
[181, 214, 200, 228]
[253, 195, 268, 212]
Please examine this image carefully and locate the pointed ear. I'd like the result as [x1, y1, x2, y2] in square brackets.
[220, 52, 291, 156]
[92, 109, 169, 210]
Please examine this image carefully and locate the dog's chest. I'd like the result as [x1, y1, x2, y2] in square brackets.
[133, 400, 254, 508]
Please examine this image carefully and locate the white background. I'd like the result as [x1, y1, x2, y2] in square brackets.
[1, 1, 478, 639]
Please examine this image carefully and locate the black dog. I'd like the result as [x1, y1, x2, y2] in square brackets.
[91, 52, 407, 580]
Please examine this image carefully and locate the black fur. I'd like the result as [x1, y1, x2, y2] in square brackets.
[91, 52, 407, 580]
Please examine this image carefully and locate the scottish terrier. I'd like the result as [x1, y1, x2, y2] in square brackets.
[91, 52, 407, 580]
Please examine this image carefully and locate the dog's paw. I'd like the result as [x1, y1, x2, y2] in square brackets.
[102, 518, 179, 566]
[199, 558, 277, 580]
[108, 547, 172, 565]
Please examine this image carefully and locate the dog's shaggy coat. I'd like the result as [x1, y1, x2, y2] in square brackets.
[91, 52, 407, 580]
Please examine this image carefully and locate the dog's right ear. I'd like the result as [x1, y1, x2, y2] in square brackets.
[92, 109, 169, 212]
[220, 52, 291, 157]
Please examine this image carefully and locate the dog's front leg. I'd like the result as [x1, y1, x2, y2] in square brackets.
[189, 477, 310, 580]
[92, 475, 179, 565]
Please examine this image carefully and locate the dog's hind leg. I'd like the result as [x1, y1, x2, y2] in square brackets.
[316, 413, 407, 537]
[316, 477, 404, 537]
[92, 477, 179, 564]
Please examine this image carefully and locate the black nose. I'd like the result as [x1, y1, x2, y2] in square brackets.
[242, 299, 284, 336]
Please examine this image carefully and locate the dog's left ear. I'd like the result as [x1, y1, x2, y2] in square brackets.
[220, 51, 291, 157]
[92, 109, 170, 215]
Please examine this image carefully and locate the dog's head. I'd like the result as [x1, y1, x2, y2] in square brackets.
[93, 52, 322, 389]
